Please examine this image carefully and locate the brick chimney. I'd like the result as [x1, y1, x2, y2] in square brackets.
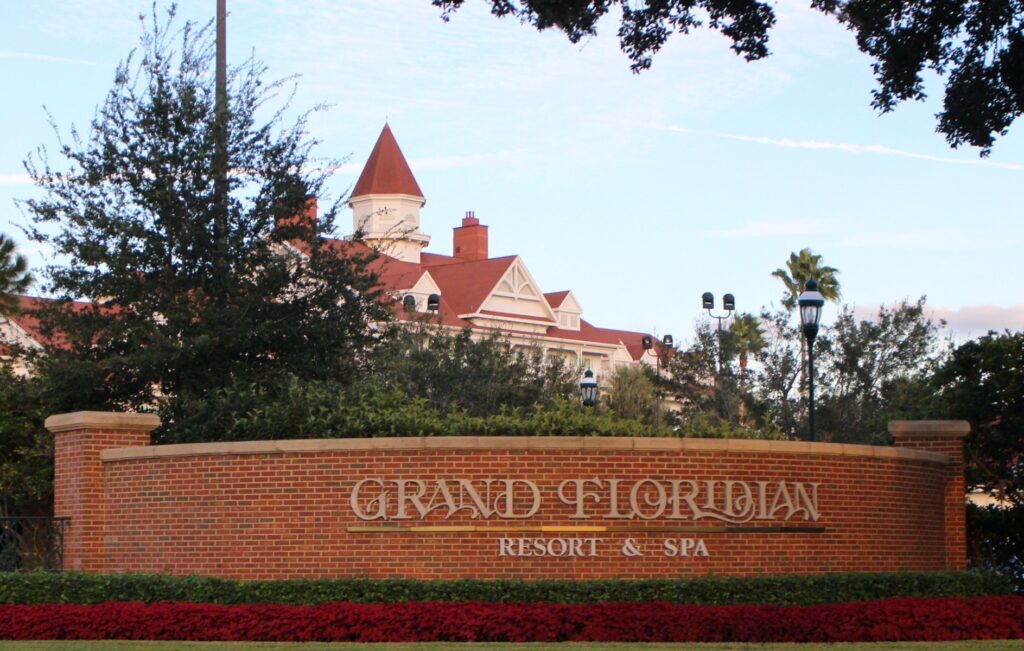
[453, 211, 488, 261]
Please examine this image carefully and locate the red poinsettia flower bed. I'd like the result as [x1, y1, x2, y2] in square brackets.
[0, 596, 1021, 642]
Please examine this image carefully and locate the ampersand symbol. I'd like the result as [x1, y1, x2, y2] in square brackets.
[621, 538, 643, 557]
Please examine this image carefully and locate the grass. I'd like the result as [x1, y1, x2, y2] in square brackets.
[0, 643, 1022, 650]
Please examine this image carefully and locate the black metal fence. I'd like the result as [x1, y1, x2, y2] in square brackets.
[0, 517, 69, 572]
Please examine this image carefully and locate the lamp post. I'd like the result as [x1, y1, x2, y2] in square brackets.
[798, 279, 825, 442]
[702, 291, 735, 372]
[702, 292, 735, 331]
[580, 370, 598, 408]
[642, 334, 673, 427]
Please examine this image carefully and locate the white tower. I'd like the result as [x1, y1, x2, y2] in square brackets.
[347, 124, 430, 263]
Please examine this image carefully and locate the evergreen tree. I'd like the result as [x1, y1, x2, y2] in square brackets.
[21, 9, 390, 426]
[0, 234, 32, 317]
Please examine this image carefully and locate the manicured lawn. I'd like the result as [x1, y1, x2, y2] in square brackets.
[0, 643, 1022, 650]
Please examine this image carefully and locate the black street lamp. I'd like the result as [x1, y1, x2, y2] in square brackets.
[641, 334, 674, 427]
[798, 279, 825, 442]
[580, 370, 598, 408]
[702, 291, 735, 331]
[702, 291, 735, 372]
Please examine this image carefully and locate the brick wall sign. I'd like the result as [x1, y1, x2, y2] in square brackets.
[46, 412, 969, 580]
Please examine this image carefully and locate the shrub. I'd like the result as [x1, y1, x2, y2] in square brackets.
[969, 503, 1024, 593]
[0, 596, 1021, 642]
[0, 570, 1010, 606]
[159, 375, 781, 444]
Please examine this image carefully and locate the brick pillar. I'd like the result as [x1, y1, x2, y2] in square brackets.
[46, 411, 160, 573]
[889, 420, 970, 570]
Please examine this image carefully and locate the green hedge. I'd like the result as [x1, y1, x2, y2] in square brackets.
[0, 571, 1011, 606]
[159, 377, 785, 444]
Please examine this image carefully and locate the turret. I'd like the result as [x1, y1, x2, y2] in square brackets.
[347, 124, 429, 262]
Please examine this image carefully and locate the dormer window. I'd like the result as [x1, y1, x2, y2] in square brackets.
[559, 313, 580, 330]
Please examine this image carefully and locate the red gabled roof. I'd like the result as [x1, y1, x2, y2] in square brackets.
[2, 295, 99, 351]
[424, 256, 516, 316]
[544, 291, 571, 308]
[350, 124, 424, 199]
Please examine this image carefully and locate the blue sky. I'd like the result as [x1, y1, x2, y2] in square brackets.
[2, 0, 1023, 343]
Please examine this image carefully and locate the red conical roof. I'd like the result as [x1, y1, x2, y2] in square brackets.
[350, 124, 424, 199]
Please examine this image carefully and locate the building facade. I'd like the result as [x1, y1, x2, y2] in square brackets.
[331, 123, 660, 382]
[2, 124, 662, 385]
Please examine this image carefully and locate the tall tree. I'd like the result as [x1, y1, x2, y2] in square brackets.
[815, 298, 944, 443]
[0, 234, 32, 317]
[21, 9, 390, 427]
[433, 0, 1024, 152]
[664, 320, 746, 427]
[772, 248, 841, 310]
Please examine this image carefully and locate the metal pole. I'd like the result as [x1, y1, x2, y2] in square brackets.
[807, 338, 816, 442]
[214, 0, 228, 280]
[655, 350, 662, 428]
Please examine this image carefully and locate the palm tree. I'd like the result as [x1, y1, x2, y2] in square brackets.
[0, 234, 32, 317]
[728, 313, 766, 380]
[772, 248, 841, 310]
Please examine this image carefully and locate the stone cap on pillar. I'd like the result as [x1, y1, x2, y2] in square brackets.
[888, 420, 970, 439]
[45, 411, 161, 434]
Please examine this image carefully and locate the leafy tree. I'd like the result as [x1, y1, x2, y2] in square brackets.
[664, 320, 746, 427]
[0, 368, 52, 517]
[752, 307, 804, 437]
[20, 9, 390, 428]
[814, 298, 944, 443]
[434, 0, 1024, 152]
[931, 330, 1024, 507]
[815, 0, 1024, 153]
[0, 234, 32, 317]
[605, 364, 657, 424]
[369, 325, 577, 417]
[772, 248, 841, 311]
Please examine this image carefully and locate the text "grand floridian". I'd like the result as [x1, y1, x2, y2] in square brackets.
[350, 478, 821, 523]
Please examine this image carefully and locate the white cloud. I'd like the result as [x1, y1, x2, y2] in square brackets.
[650, 124, 1024, 171]
[851, 303, 1024, 338]
[709, 218, 840, 238]
[0, 174, 32, 186]
[928, 305, 1024, 336]
[0, 50, 110, 67]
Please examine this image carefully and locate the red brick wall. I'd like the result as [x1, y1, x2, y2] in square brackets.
[889, 421, 970, 571]
[48, 415, 968, 581]
[47, 412, 158, 572]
